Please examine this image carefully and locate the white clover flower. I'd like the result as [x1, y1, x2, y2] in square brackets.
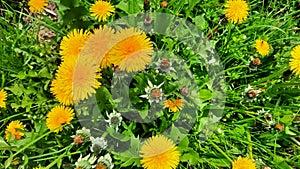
[75, 154, 97, 169]
[105, 110, 122, 131]
[90, 136, 108, 153]
[140, 80, 164, 104]
[93, 154, 114, 169]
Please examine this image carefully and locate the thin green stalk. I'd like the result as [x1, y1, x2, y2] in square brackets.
[0, 113, 24, 123]
[209, 140, 233, 163]
[5, 130, 53, 168]
[246, 130, 253, 159]
[28, 146, 70, 160]
[44, 144, 74, 169]
[253, 66, 289, 85]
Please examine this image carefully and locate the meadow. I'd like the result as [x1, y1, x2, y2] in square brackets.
[0, 0, 299, 168]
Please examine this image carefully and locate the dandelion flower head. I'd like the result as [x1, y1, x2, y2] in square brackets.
[46, 105, 74, 133]
[164, 98, 184, 113]
[109, 28, 154, 72]
[28, 0, 48, 13]
[90, 0, 115, 22]
[255, 39, 270, 56]
[81, 26, 116, 68]
[60, 29, 91, 63]
[232, 156, 257, 169]
[289, 45, 300, 76]
[51, 58, 101, 105]
[0, 89, 7, 108]
[224, 0, 249, 24]
[5, 120, 25, 141]
[140, 135, 180, 169]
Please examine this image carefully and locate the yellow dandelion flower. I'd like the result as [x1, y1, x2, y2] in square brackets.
[0, 89, 7, 108]
[73, 56, 102, 102]
[109, 28, 154, 72]
[164, 98, 184, 113]
[81, 26, 116, 68]
[232, 157, 257, 169]
[255, 39, 270, 56]
[5, 120, 25, 141]
[289, 45, 300, 76]
[51, 57, 101, 105]
[60, 29, 91, 63]
[28, 0, 48, 13]
[140, 135, 180, 169]
[224, 0, 249, 24]
[90, 0, 115, 22]
[46, 105, 74, 133]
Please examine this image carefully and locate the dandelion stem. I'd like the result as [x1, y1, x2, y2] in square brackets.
[247, 130, 253, 159]
[44, 144, 74, 169]
[209, 140, 233, 162]
[0, 113, 24, 123]
[5, 130, 53, 168]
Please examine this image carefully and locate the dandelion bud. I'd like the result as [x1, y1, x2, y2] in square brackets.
[73, 135, 84, 145]
[180, 87, 189, 96]
[160, 1, 168, 8]
[160, 58, 170, 69]
[252, 58, 261, 66]
[144, 13, 152, 26]
[275, 123, 284, 131]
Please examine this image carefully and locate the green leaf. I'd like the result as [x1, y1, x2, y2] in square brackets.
[273, 156, 293, 169]
[62, 6, 89, 25]
[199, 89, 212, 101]
[60, 0, 79, 8]
[180, 148, 202, 165]
[116, 0, 142, 14]
[139, 109, 148, 120]
[193, 15, 208, 30]
[207, 158, 231, 167]
[38, 67, 52, 79]
[285, 126, 297, 136]
[0, 138, 11, 150]
[178, 136, 189, 149]
[5, 156, 13, 169]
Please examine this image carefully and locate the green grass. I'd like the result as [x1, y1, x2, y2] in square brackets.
[0, 0, 299, 168]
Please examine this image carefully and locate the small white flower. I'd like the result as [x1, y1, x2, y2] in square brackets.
[90, 136, 108, 153]
[75, 154, 97, 169]
[94, 154, 114, 169]
[257, 108, 270, 115]
[208, 57, 216, 64]
[71, 127, 91, 144]
[217, 128, 223, 134]
[105, 110, 122, 131]
[140, 80, 164, 104]
[154, 58, 175, 74]
[243, 84, 261, 102]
